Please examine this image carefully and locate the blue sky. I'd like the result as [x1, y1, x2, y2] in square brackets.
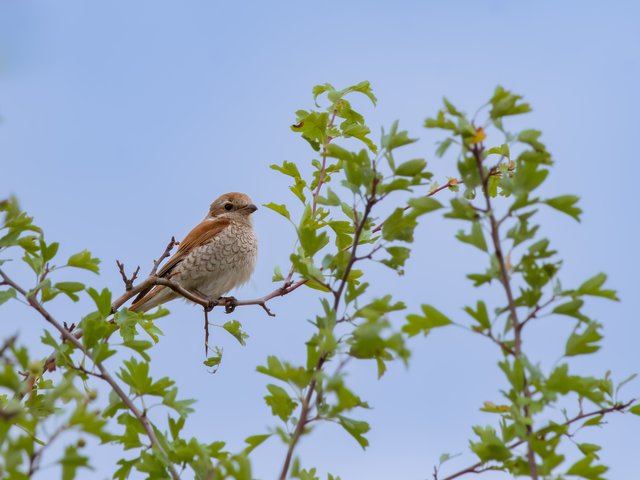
[1, 1, 639, 478]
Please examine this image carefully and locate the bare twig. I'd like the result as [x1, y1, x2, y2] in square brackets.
[116, 260, 140, 291]
[150, 236, 178, 276]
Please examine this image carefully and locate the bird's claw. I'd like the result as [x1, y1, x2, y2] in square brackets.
[218, 296, 238, 314]
[205, 298, 219, 312]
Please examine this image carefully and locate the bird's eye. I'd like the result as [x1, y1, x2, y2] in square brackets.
[224, 203, 233, 211]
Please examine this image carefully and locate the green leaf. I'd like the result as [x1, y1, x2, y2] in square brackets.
[544, 195, 582, 221]
[566, 454, 608, 479]
[565, 323, 603, 357]
[312, 83, 334, 106]
[337, 416, 370, 449]
[395, 159, 426, 177]
[518, 129, 546, 151]
[442, 97, 463, 117]
[403, 304, 452, 337]
[87, 287, 112, 317]
[469, 426, 512, 462]
[264, 384, 297, 422]
[263, 203, 291, 221]
[272, 266, 284, 282]
[42, 241, 60, 262]
[256, 356, 311, 389]
[0, 288, 17, 306]
[455, 222, 488, 252]
[489, 86, 531, 120]
[67, 250, 100, 274]
[244, 434, 272, 453]
[204, 347, 223, 369]
[60, 445, 91, 480]
[223, 320, 249, 346]
[407, 197, 443, 215]
[485, 144, 510, 158]
[628, 404, 640, 416]
[577, 273, 619, 301]
[55, 282, 85, 293]
[381, 121, 417, 151]
[464, 301, 491, 330]
[381, 208, 417, 242]
[552, 298, 589, 322]
[578, 443, 602, 458]
[435, 138, 454, 158]
[380, 246, 411, 273]
[271, 160, 302, 179]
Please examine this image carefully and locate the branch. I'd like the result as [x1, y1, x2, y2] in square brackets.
[471, 141, 538, 479]
[279, 354, 328, 480]
[0, 269, 181, 480]
[520, 295, 556, 330]
[440, 400, 636, 480]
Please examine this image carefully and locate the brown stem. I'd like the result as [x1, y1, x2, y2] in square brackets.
[279, 355, 327, 480]
[470, 142, 538, 479]
[0, 269, 181, 480]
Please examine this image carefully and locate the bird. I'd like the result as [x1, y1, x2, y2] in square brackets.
[129, 192, 258, 313]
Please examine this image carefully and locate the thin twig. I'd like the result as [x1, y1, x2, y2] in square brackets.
[371, 178, 462, 234]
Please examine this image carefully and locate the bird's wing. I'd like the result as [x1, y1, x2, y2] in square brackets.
[157, 217, 231, 278]
[129, 217, 231, 310]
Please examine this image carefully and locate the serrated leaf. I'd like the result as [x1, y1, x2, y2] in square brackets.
[0, 288, 17, 306]
[403, 304, 452, 337]
[263, 203, 291, 220]
[337, 416, 370, 449]
[455, 222, 487, 252]
[544, 195, 582, 221]
[223, 320, 248, 346]
[264, 384, 297, 422]
[565, 323, 603, 357]
[67, 250, 100, 274]
[577, 273, 619, 301]
[244, 433, 272, 453]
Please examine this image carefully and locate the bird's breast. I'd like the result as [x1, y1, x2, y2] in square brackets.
[176, 222, 257, 296]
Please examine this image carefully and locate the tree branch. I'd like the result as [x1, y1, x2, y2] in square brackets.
[440, 400, 636, 480]
[0, 269, 182, 480]
[470, 141, 538, 479]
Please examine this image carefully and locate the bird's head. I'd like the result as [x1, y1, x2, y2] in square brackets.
[208, 192, 257, 221]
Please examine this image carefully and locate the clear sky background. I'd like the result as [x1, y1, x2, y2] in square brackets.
[1, 1, 639, 479]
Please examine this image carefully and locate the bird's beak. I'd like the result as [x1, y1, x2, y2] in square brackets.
[244, 204, 258, 214]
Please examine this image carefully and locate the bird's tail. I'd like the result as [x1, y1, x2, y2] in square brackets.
[129, 286, 177, 312]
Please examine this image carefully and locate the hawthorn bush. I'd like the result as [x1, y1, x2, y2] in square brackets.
[0, 82, 636, 479]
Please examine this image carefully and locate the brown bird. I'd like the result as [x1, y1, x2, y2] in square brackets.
[130, 192, 258, 312]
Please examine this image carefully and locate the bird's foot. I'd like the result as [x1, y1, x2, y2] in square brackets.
[204, 298, 219, 312]
[218, 296, 238, 314]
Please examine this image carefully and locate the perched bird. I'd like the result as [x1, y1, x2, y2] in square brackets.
[130, 192, 258, 312]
